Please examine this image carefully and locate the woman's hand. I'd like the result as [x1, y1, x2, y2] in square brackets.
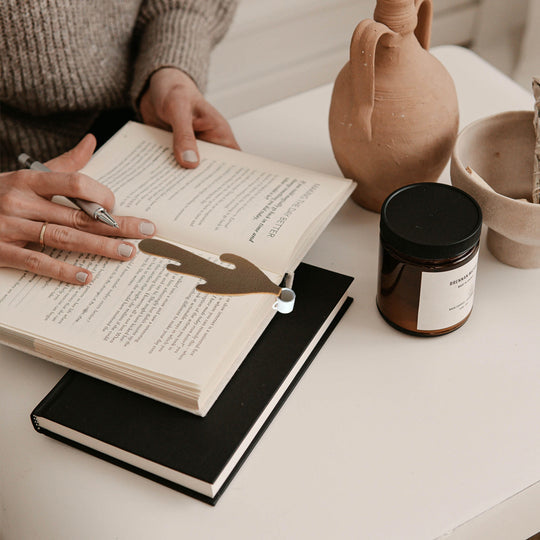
[139, 67, 240, 168]
[0, 134, 156, 285]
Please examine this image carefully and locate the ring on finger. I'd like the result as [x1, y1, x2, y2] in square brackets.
[39, 222, 48, 247]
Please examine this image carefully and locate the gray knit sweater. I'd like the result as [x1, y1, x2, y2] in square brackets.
[0, 0, 237, 171]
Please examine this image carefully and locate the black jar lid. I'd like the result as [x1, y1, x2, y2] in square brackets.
[380, 183, 482, 260]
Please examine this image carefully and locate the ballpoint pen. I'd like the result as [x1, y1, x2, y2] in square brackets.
[17, 153, 119, 228]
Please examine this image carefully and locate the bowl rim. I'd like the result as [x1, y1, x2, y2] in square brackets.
[451, 109, 537, 209]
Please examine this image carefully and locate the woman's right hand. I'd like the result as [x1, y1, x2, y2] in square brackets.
[0, 134, 156, 285]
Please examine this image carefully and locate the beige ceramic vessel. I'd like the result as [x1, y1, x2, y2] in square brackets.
[329, 0, 459, 212]
[451, 110, 540, 268]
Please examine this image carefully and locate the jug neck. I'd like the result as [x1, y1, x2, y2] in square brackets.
[374, 0, 417, 35]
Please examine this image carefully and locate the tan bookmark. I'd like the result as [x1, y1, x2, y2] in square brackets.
[138, 239, 295, 314]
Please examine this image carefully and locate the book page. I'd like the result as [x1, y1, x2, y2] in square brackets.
[82, 122, 353, 275]
[0, 122, 353, 411]
[0, 244, 277, 390]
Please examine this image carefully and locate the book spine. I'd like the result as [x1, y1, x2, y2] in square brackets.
[30, 370, 77, 432]
[30, 413, 41, 432]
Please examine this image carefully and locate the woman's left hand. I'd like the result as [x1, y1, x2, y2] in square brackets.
[139, 68, 240, 168]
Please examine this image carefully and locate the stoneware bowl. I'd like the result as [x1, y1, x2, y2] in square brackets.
[451, 110, 540, 268]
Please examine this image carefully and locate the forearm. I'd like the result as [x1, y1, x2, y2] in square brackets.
[131, 0, 238, 105]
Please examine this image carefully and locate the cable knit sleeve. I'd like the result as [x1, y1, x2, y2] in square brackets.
[131, 0, 237, 106]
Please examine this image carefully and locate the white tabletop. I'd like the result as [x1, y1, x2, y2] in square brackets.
[1, 46, 539, 540]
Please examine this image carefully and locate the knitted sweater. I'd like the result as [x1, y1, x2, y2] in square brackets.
[0, 0, 237, 171]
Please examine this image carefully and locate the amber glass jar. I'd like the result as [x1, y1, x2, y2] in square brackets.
[376, 183, 482, 336]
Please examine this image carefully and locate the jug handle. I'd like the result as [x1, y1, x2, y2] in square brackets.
[414, 0, 433, 50]
[350, 19, 398, 141]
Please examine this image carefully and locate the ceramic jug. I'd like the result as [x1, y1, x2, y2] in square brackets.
[329, 0, 459, 212]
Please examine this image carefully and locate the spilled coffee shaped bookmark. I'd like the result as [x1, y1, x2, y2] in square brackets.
[138, 239, 295, 314]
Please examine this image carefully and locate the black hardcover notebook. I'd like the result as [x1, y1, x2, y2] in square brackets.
[31, 263, 353, 505]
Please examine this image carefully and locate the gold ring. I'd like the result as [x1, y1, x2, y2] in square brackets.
[39, 222, 48, 247]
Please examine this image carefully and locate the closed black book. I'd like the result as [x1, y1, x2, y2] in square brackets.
[31, 263, 353, 505]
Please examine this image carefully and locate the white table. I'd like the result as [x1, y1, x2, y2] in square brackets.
[1, 46, 539, 540]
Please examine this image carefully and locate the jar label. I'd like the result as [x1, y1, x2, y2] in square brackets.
[417, 253, 479, 331]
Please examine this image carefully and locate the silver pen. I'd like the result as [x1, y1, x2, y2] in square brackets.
[18, 153, 119, 228]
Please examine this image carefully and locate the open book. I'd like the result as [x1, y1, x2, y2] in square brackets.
[31, 265, 354, 504]
[0, 121, 354, 415]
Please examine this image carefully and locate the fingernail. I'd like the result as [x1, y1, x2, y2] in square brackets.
[118, 243, 133, 258]
[76, 272, 89, 284]
[181, 150, 198, 163]
[139, 222, 155, 236]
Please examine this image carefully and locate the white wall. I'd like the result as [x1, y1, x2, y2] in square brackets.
[472, 0, 529, 79]
[207, 0, 482, 118]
